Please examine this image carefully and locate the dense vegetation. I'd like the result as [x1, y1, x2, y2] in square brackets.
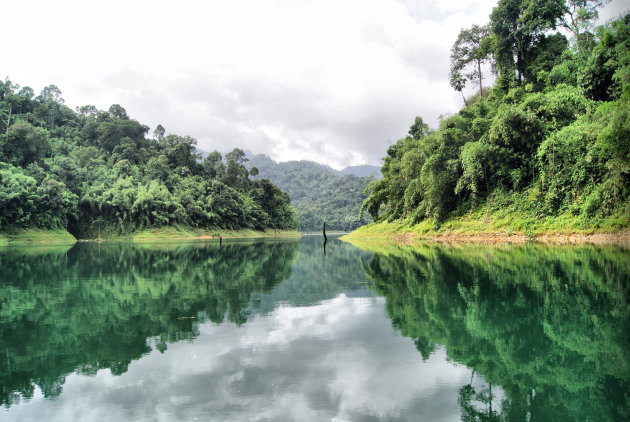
[362, 4, 630, 233]
[0, 88, 296, 238]
[362, 243, 630, 420]
[246, 154, 374, 232]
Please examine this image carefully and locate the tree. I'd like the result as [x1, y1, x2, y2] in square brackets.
[76, 104, 98, 116]
[558, 0, 611, 50]
[0, 76, 319, 235]
[204, 151, 224, 179]
[97, 119, 149, 152]
[0, 77, 17, 101]
[36, 85, 64, 104]
[225, 148, 250, 189]
[225, 148, 247, 165]
[450, 24, 492, 98]
[491, 0, 565, 85]
[0, 164, 38, 228]
[408, 116, 431, 140]
[449, 71, 469, 106]
[0, 121, 51, 166]
[108, 104, 129, 120]
[153, 124, 165, 140]
[161, 134, 200, 173]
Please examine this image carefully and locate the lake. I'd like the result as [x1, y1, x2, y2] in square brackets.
[1, 235, 628, 421]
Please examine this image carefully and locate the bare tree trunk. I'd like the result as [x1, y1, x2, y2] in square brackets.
[460, 90, 468, 107]
[5, 105, 11, 133]
[323, 222, 328, 256]
[477, 59, 483, 97]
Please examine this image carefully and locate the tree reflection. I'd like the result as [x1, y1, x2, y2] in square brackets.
[360, 243, 630, 421]
[0, 240, 297, 407]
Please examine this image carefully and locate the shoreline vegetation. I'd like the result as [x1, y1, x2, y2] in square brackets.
[0, 227, 300, 246]
[0, 82, 297, 243]
[356, 11, 630, 243]
[342, 220, 630, 246]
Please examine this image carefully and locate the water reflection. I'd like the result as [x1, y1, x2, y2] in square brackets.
[0, 240, 298, 407]
[0, 237, 476, 421]
[359, 242, 630, 421]
[1, 238, 629, 421]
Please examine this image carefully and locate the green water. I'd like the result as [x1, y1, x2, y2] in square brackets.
[0, 236, 628, 421]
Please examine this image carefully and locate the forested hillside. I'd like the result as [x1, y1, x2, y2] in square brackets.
[0, 83, 296, 238]
[362, 6, 630, 234]
[246, 154, 372, 231]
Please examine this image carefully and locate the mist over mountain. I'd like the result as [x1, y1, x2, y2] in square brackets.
[339, 165, 381, 179]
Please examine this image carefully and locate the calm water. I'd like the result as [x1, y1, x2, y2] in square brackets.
[1, 236, 629, 421]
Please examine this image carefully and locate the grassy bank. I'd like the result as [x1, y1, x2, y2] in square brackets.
[126, 227, 301, 242]
[0, 229, 77, 246]
[342, 211, 630, 245]
[1, 227, 301, 246]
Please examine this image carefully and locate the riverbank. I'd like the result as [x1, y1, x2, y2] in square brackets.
[0, 227, 301, 246]
[0, 229, 77, 246]
[125, 227, 301, 242]
[342, 219, 630, 246]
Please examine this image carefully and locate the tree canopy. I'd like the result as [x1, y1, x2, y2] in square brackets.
[0, 83, 296, 236]
[363, 10, 630, 231]
[246, 154, 373, 232]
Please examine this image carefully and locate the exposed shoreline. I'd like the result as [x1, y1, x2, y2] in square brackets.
[342, 223, 630, 247]
[387, 232, 630, 246]
[0, 228, 301, 246]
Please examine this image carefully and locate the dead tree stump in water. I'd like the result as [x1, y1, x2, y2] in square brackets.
[323, 222, 327, 241]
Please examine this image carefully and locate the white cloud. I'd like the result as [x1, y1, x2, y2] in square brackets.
[3, 0, 626, 168]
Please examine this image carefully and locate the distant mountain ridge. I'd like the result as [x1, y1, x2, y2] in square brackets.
[339, 164, 381, 179]
[196, 148, 381, 179]
[244, 153, 372, 231]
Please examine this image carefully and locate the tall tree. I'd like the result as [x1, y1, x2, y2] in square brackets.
[450, 24, 492, 98]
[491, 0, 565, 85]
[108, 104, 129, 120]
[558, 0, 611, 49]
[36, 85, 64, 104]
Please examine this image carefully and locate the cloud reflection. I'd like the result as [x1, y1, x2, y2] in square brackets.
[4, 296, 475, 422]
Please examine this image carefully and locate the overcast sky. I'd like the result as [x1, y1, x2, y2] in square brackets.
[3, 0, 628, 169]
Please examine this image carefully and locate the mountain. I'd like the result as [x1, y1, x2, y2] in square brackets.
[245, 154, 372, 232]
[339, 165, 381, 179]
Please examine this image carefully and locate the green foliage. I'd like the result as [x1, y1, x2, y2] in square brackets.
[490, 0, 565, 86]
[362, 243, 630, 421]
[0, 240, 299, 406]
[364, 13, 630, 230]
[579, 14, 630, 101]
[246, 154, 371, 232]
[0, 163, 77, 230]
[449, 24, 492, 97]
[0, 82, 296, 236]
[0, 121, 51, 166]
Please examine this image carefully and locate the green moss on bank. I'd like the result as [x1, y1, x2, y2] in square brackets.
[0, 229, 77, 246]
[342, 209, 630, 243]
[1, 227, 301, 246]
[128, 227, 301, 242]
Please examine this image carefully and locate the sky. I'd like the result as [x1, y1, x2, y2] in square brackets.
[2, 0, 628, 169]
